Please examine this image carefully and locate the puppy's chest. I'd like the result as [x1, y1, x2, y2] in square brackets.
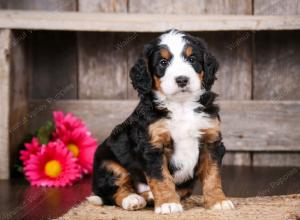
[165, 102, 212, 184]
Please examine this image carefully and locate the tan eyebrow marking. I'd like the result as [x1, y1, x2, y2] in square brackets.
[160, 48, 171, 60]
[185, 46, 193, 57]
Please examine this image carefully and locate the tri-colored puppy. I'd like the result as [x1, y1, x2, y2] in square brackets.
[89, 29, 234, 214]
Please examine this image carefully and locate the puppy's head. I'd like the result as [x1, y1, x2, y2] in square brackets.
[130, 30, 219, 100]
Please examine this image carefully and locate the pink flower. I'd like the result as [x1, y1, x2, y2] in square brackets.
[57, 128, 97, 174]
[23, 141, 81, 187]
[53, 111, 88, 139]
[20, 138, 41, 164]
[52, 111, 97, 174]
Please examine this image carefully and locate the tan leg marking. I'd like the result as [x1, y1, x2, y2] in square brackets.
[140, 191, 154, 204]
[104, 161, 135, 206]
[147, 157, 180, 207]
[198, 149, 232, 209]
[105, 161, 146, 210]
[177, 188, 193, 200]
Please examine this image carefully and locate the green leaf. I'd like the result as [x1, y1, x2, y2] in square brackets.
[14, 164, 23, 174]
[36, 121, 55, 144]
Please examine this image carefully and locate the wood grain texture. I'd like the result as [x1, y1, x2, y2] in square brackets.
[1, 11, 300, 32]
[253, 153, 300, 167]
[223, 152, 251, 166]
[78, 0, 127, 12]
[8, 31, 30, 179]
[0, 29, 11, 179]
[29, 100, 300, 153]
[127, 33, 156, 99]
[254, 0, 300, 15]
[195, 32, 252, 100]
[0, 0, 77, 11]
[30, 31, 77, 99]
[78, 32, 128, 99]
[254, 31, 300, 100]
[129, 0, 252, 14]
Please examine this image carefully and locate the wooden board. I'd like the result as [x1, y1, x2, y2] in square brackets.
[129, 0, 252, 14]
[0, 0, 77, 11]
[195, 32, 252, 100]
[78, 32, 128, 99]
[8, 31, 30, 178]
[253, 153, 300, 167]
[254, 0, 300, 15]
[127, 33, 157, 99]
[78, 0, 127, 12]
[223, 152, 251, 166]
[30, 31, 77, 99]
[28, 100, 300, 152]
[0, 11, 300, 32]
[254, 31, 300, 100]
[0, 29, 11, 179]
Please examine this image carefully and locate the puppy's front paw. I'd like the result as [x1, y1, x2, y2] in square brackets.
[210, 200, 235, 210]
[155, 203, 183, 214]
[122, 194, 146, 211]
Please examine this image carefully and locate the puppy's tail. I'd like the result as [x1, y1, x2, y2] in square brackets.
[87, 195, 103, 206]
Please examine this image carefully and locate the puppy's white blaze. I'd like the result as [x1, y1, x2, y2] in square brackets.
[87, 195, 103, 206]
[159, 30, 186, 57]
[159, 30, 202, 96]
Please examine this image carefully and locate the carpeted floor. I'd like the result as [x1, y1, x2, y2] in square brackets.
[56, 194, 300, 220]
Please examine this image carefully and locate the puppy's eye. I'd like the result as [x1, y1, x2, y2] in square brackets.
[159, 59, 169, 68]
[188, 56, 196, 64]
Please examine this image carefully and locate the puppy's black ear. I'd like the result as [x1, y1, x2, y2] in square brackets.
[203, 52, 219, 90]
[129, 56, 152, 96]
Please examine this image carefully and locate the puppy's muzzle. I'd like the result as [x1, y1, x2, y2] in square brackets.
[175, 76, 189, 88]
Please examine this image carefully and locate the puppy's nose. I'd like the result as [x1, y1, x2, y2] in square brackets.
[175, 76, 189, 88]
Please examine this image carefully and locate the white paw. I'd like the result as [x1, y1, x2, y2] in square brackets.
[122, 194, 146, 211]
[210, 200, 235, 210]
[155, 203, 183, 214]
[86, 195, 103, 206]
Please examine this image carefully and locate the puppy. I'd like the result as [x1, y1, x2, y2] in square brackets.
[90, 29, 234, 214]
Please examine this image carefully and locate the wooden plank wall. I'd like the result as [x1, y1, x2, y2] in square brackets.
[129, 0, 252, 14]
[1, 0, 300, 168]
[9, 31, 30, 177]
[0, 30, 11, 179]
[30, 31, 78, 99]
[0, 0, 77, 11]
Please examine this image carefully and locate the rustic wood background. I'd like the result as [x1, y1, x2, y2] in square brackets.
[1, 0, 300, 174]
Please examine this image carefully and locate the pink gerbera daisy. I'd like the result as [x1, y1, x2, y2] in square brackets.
[53, 111, 88, 139]
[20, 138, 41, 164]
[23, 141, 81, 187]
[52, 111, 97, 174]
[57, 128, 97, 174]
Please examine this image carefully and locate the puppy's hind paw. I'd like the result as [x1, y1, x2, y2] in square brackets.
[122, 194, 147, 211]
[87, 195, 103, 206]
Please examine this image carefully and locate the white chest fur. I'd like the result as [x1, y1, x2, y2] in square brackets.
[166, 101, 214, 184]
